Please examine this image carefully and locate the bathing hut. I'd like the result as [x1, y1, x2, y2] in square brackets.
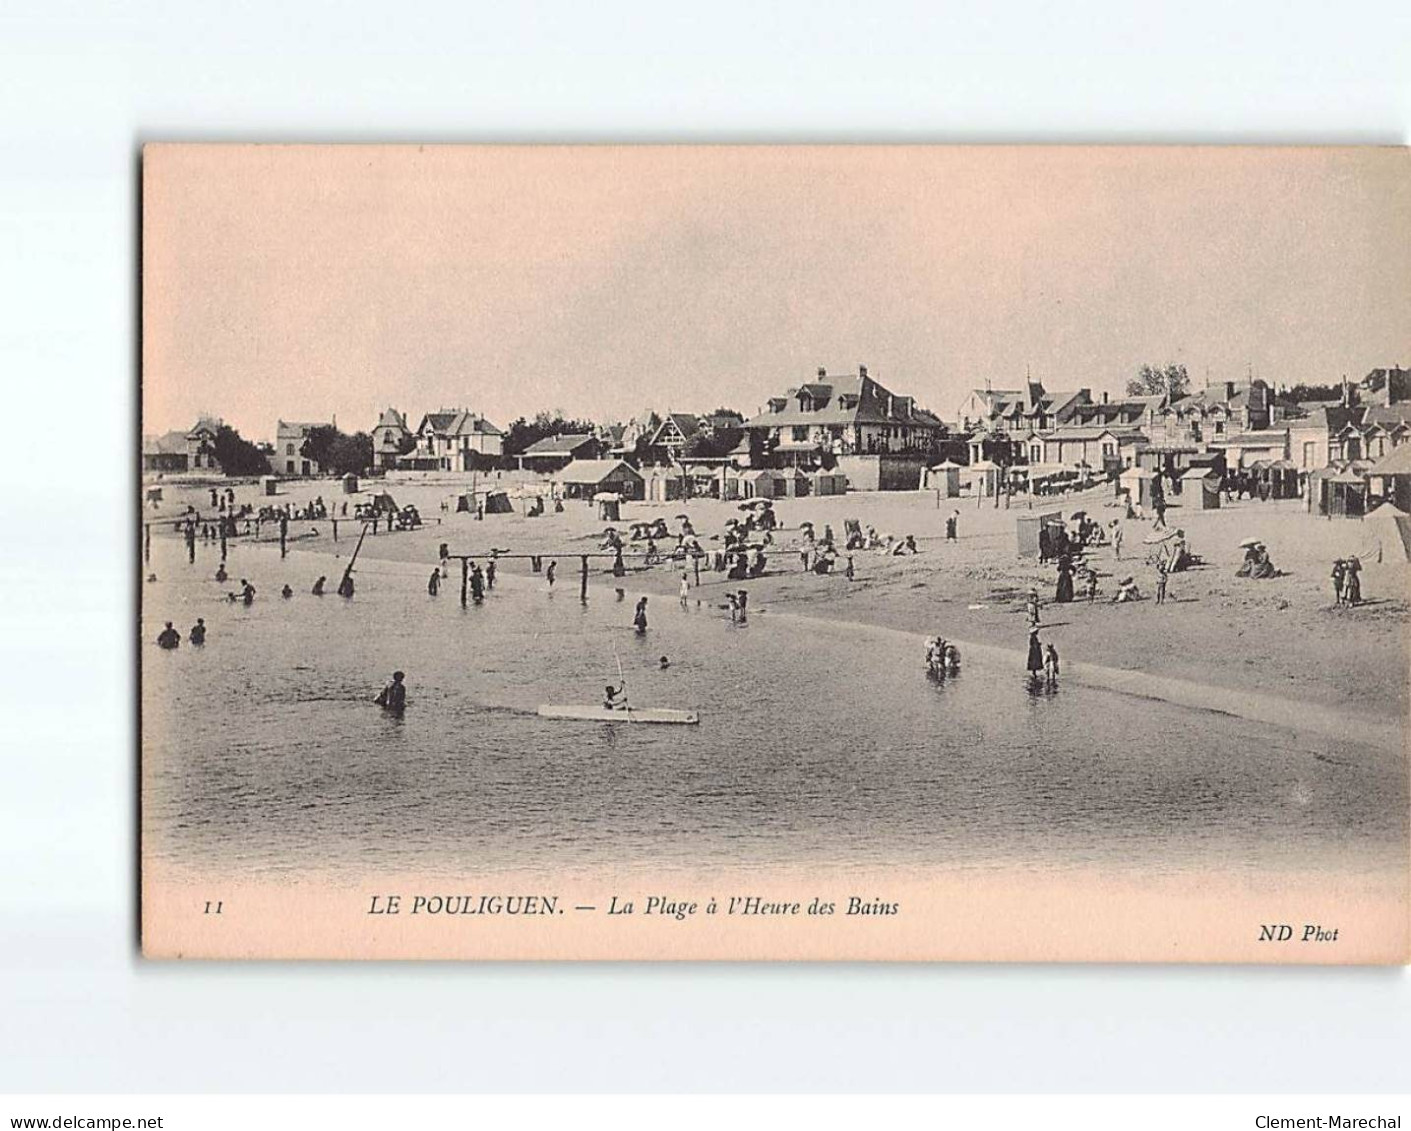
[1119, 466, 1158, 510]
[965, 459, 1002, 499]
[811, 469, 847, 496]
[925, 460, 963, 497]
[261, 475, 279, 497]
[1325, 469, 1368, 518]
[595, 492, 622, 522]
[483, 490, 513, 514]
[341, 473, 359, 494]
[1015, 510, 1065, 558]
[743, 469, 780, 500]
[1180, 466, 1221, 510]
[559, 459, 644, 501]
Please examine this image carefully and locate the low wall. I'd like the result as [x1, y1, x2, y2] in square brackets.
[835, 454, 927, 492]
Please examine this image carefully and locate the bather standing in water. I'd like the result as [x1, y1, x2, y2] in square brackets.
[189, 618, 206, 646]
[156, 622, 180, 650]
[312, 575, 327, 596]
[1026, 627, 1044, 681]
[633, 596, 648, 634]
[374, 670, 407, 715]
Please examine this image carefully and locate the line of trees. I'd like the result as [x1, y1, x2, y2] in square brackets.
[1126, 364, 1191, 399]
[211, 424, 272, 477]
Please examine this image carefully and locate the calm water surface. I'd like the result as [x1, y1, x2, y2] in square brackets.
[141, 539, 1408, 879]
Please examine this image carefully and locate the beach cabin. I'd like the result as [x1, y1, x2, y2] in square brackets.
[1180, 467, 1221, 510]
[261, 475, 279, 497]
[925, 460, 963, 497]
[1325, 470, 1367, 518]
[811, 469, 847, 496]
[1015, 510, 1064, 559]
[1119, 466, 1158, 510]
[742, 470, 778, 499]
[558, 459, 645, 502]
[596, 493, 622, 522]
[965, 459, 1002, 499]
[341, 473, 359, 494]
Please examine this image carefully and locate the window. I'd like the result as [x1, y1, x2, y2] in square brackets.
[791, 426, 808, 442]
[285, 443, 295, 455]
[1302, 441, 1316, 469]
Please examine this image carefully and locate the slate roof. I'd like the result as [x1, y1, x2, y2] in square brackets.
[745, 371, 942, 430]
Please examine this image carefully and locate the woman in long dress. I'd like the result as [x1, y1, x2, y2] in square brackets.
[1055, 556, 1075, 603]
[1026, 628, 1044, 679]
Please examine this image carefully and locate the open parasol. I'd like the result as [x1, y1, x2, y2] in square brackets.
[1238, 537, 1261, 549]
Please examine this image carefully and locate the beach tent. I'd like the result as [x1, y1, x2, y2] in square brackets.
[483, 490, 513, 514]
[1363, 503, 1411, 562]
[1180, 467, 1221, 510]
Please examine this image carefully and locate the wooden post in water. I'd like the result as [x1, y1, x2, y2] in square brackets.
[460, 557, 469, 608]
[219, 516, 228, 560]
[143, 522, 151, 563]
[332, 518, 338, 542]
[580, 555, 588, 602]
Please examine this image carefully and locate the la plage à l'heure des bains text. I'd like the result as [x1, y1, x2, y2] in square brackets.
[366, 894, 900, 919]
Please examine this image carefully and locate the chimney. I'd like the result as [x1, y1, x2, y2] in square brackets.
[859, 364, 868, 379]
[1102, 391, 1109, 405]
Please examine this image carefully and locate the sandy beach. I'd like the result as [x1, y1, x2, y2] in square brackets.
[143, 474, 1411, 737]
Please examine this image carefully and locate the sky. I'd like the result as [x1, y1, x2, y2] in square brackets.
[142, 145, 1411, 443]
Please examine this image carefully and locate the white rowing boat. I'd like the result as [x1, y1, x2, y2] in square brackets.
[536, 704, 700, 725]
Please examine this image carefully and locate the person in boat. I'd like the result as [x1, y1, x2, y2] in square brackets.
[240, 579, 256, 605]
[189, 618, 206, 646]
[312, 575, 327, 596]
[428, 569, 440, 596]
[375, 671, 407, 714]
[633, 596, 648, 634]
[215, 563, 228, 583]
[603, 683, 628, 710]
[1026, 627, 1044, 681]
[156, 622, 181, 650]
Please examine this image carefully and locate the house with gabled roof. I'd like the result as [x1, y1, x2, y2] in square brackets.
[955, 379, 1091, 465]
[372, 408, 411, 470]
[405, 408, 504, 471]
[142, 417, 223, 474]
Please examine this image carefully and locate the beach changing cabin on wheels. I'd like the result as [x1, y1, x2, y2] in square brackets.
[1119, 466, 1158, 509]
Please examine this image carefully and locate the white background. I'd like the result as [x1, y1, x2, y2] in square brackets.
[1, 0, 1408, 1094]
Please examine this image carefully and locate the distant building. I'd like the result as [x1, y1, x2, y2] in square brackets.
[517, 433, 604, 474]
[406, 409, 504, 471]
[747, 366, 944, 462]
[557, 458, 645, 501]
[142, 418, 222, 474]
[275, 420, 330, 477]
[371, 408, 411, 470]
[956, 381, 1090, 465]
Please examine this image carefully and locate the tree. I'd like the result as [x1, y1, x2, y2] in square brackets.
[1126, 364, 1191, 399]
[503, 413, 597, 455]
[681, 424, 744, 460]
[1280, 381, 1346, 404]
[327, 431, 374, 477]
[212, 424, 271, 477]
[300, 425, 373, 476]
[397, 431, 419, 456]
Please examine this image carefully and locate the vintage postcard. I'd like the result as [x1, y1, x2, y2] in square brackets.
[140, 144, 1409, 961]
